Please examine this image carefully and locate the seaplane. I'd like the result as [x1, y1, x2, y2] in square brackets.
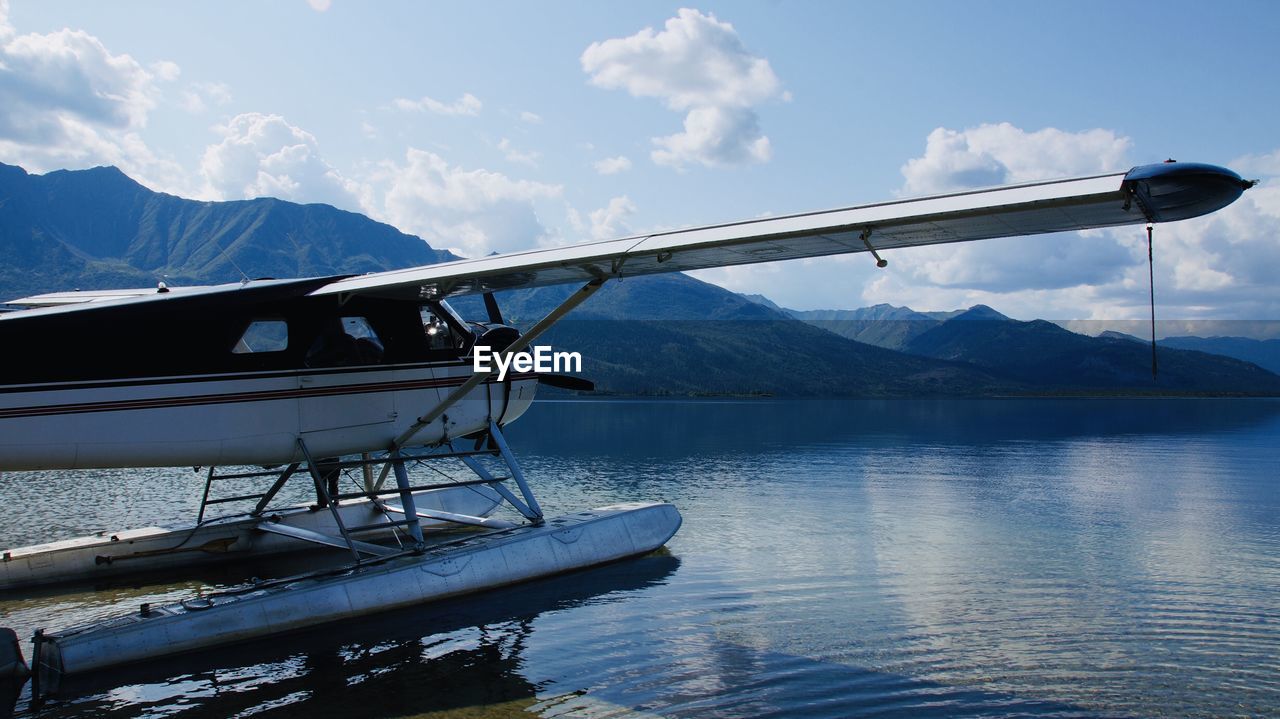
[0, 160, 1254, 693]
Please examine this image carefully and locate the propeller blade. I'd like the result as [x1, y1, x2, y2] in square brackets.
[537, 374, 595, 392]
[482, 292, 504, 325]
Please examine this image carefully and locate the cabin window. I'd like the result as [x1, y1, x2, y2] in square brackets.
[341, 316, 384, 350]
[305, 316, 385, 367]
[232, 319, 289, 354]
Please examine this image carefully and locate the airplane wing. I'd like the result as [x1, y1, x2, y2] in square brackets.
[312, 161, 1252, 301]
[5, 161, 1251, 309]
[4, 285, 216, 308]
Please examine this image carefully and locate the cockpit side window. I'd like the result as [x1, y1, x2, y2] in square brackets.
[341, 317, 384, 351]
[421, 306, 468, 352]
[232, 319, 289, 354]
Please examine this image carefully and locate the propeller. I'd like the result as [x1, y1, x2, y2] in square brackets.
[480, 291, 592, 391]
[482, 292, 504, 325]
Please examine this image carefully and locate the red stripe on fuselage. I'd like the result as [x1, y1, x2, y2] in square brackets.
[0, 372, 537, 419]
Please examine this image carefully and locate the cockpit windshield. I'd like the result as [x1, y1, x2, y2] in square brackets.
[421, 305, 467, 352]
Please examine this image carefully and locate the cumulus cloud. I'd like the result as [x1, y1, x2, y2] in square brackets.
[199, 112, 364, 210]
[581, 8, 786, 169]
[373, 148, 562, 257]
[593, 155, 632, 175]
[497, 137, 539, 167]
[872, 123, 1140, 304]
[199, 116, 566, 258]
[180, 80, 232, 113]
[1232, 150, 1280, 178]
[874, 128, 1280, 322]
[392, 92, 482, 116]
[587, 196, 638, 240]
[1130, 178, 1280, 318]
[901, 123, 1132, 195]
[150, 60, 181, 82]
[0, 20, 157, 141]
[0, 3, 190, 191]
[698, 126, 1280, 325]
[697, 124, 1136, 311]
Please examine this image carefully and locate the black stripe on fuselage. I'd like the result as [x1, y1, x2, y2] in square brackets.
[0, 360, 473, 395]
[0, 369, 537, 419]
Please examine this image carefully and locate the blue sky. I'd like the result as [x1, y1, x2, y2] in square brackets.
[2, 1, 1278, 330]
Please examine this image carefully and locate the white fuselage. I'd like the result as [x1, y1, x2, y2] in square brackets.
[0, 361, 537, 471]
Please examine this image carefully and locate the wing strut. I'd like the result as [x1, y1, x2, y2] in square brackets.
[390, 277, 609, 451]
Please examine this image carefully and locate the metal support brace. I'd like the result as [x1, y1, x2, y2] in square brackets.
[196, 466, 216, 524]
[296, 438, 363, 564]
[252, 462, 300, 516]
[389, 450, 425, 546]
[361, 452, 375, 493]
[458, 453, 538, 520]
[488, 420, 542, 520]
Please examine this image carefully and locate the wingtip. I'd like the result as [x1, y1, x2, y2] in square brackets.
[1123, 161, 1250, 223]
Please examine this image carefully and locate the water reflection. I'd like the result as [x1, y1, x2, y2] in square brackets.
[16, 554, 680, 717]
[510, 397, 1280, 456]
[2, 399, 1278, 717]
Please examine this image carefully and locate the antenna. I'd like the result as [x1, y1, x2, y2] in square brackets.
[191, 233, 253, 285]
[227, 254, 252, 285]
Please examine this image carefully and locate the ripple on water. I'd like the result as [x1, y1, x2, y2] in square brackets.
[3, 399, 1279, 717]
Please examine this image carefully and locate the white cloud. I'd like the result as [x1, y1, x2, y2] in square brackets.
[581, 8, 785, 169]
[901, 123, 1131, 195]
[373, 148, 562, 257]
[199, 112, 363, 210]
[567, 195, 640, 242]
[306, 0, 332, 12]
[0, 24, 157, 140]
[392, 92, 482, 116]
[870, 133, 1280, 321]
[0, 5, 190, 192]
[519, 110, 542, 124]
[150, 60, 181, 82]
[652, 105, 770, 167]
[876, 123, 1139, 303]
[587, 195, 638, 240]
[1129, 178, 1280, 318]
[696, 125, 1280, 324]
[1232, 150, 1280, 178]
[593, 155, 632, 175]
[497, 137, 539, 166]
[0, 0, 14, 41]
[179, 81, 231, 114]
[696, 124, 1136, 312]
[199, 118, 568, 259]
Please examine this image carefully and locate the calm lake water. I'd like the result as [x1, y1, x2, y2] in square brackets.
[2, 398, 1279, 718]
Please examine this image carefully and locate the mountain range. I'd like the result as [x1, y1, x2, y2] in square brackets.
[745, 296, 1280, 382]
[0, 162, 455, 300]
[1099, 331, 1280, 376]
[3, 162, 1278, 397]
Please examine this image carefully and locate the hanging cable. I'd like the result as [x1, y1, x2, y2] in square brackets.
[1147, 223, 1157, 379]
